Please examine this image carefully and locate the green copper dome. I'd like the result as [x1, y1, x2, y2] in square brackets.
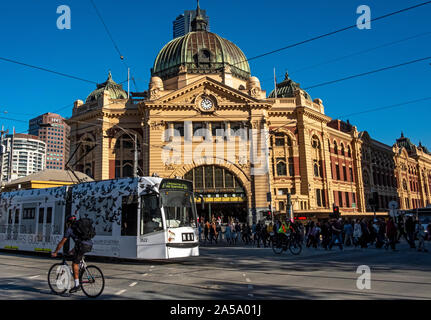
[152, 3, 250, 81]
[86, 72, 128, 103]
[269, 72, 311, 100]
[152, 31, 251, 81]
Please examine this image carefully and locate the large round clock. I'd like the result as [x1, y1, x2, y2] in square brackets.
[200, 98, 213, 111]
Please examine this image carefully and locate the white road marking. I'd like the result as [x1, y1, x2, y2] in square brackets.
[129, 282, 137, 287]
[28, 275, 40, 279]
[142, 273, 148, 277]
[248, 293, 254, 297]
[246, 278, 251, 283]
[116, 289, 127, 295]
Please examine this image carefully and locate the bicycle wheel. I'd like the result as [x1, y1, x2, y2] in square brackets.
[48, 263, 72, 295]
[80, 265, 105, 298]
[272, 238, 283, 255]
[289, 239, 302, 255]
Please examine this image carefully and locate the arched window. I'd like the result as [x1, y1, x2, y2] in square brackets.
[183, 165, 244, 192]
[311, 136, 321, 149]
[340, 143, 345, 156]
[347, 146, 352, 158]
[333, 141, 338, 154]
[76, 137, 95, 178]
[276, 159, 287, 176]
[114, 134, 140, 178]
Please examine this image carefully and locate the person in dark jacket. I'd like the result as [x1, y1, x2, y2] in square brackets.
[405, 216, 416, 249]
[385, 217, 398, 251]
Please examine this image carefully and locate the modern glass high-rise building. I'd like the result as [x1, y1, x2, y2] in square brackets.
[0, 134, 46, 182]
[28, 113, 70, 170]
[173, 10, 210, 38]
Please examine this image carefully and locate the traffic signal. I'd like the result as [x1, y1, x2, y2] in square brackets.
[266, 211, 272, 220]
[331, 206, 340, 219]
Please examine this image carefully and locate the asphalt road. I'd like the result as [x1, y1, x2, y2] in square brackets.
[0, 241, 430, 300]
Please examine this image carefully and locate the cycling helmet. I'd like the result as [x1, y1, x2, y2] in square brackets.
[67, 215, 77, 223]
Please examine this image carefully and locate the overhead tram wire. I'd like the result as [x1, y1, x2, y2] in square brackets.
[303, 55, 431, 90]
[89, 0, 139, 92]
[233, 0, 431, 67]
[119, 1, 431, 93]
[1, 2, 429, 103]
[0, 57, 98, 85]
[263, 30, 431, 84]
[335, 96, 431, 119]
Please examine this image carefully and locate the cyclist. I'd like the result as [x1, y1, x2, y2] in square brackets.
[51, 216, 94, 293]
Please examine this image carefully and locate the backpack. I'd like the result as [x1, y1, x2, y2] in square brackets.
[73, 218, 96, 241]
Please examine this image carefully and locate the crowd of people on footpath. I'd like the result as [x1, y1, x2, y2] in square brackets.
[198, 215, 431, 252]
[198, 217, 276, 248]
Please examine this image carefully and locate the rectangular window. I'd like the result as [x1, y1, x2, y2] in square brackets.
[349, 167, 354, 182]
[345, 192, 350, 208]
[343, 166, 347, 181]
[288, 158, 294, 177]
[38, 208, 45, 224]
[316, 189, 322, 207]
[211, 122, 225, 137]
[140, 195, 164, 235]
[173, 123, 184, 137]
[338, 191, 343, 207]
[14, 209, 20, 224]
[279, 201, 285, 212]
[336, 165, 340, 180]
[193, 122, 206, 137]
[46, 207, 52, 224]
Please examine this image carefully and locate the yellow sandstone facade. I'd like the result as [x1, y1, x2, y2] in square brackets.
[67, 5, 431, 223]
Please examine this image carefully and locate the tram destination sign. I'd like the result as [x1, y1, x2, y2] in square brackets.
[160, 179, 193, 192]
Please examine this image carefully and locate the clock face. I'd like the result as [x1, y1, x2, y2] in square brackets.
[201, 98, 213, 110]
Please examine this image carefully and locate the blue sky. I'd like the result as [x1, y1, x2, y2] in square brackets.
[0, 0, 430, 148]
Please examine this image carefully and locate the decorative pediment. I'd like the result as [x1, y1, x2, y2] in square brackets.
[143, 77, 272, 110]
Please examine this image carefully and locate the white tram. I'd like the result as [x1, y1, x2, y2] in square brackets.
[0, 177, 199, 260]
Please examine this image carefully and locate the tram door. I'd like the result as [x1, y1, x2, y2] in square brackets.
[38, 206, 53, 241]
[6, 209, 13, 240]
[37, 207, 45, 242]
[12, 208, 20, 240]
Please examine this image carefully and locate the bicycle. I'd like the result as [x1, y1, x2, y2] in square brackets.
[48, 255, 105, 298]
[272, 231, 302, 255]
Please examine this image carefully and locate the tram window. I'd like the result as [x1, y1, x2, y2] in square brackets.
[46, 208, 52, 224]
[38, 208, 44, 224]
[121, 195, 138, 236]
[140, 195, 163, 235]
[14, 209, 20, 224]
[163, 191, 196, 228]
[23, 208, 35, 220]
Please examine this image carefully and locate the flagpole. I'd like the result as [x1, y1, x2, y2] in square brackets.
[273, 68, 277, 99]
[127, 68, 130, 99]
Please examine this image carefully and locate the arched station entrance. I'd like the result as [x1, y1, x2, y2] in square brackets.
[183, 165, 248, 223]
